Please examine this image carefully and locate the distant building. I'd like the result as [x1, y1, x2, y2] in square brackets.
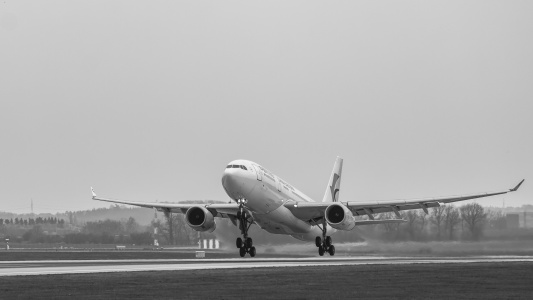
[506, 214, 520, 229]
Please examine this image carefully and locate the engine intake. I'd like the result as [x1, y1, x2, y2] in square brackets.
[185, 206, 216, 232]
[325, 203, 356, 231]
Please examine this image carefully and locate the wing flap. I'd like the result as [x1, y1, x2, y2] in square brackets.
[351, 202, 441, 216]
[354, 219, 406, 226]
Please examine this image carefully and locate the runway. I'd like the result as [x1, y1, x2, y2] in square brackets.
[1, 256, 532, 276]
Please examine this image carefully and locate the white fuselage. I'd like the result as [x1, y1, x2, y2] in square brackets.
[221, 159, 334, 241]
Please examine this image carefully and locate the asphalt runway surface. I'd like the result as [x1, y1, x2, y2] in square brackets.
[2, 255, 533, 276]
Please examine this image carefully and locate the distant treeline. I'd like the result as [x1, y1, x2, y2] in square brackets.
[0, 217, 65, 226]
[1, 217, 155, 245]
[353, 203, 532, 242]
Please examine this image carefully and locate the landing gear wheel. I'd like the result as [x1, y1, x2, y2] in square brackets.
[249, 246, 256, 257]
[236, 199, 256, 258]
[325, 236, 332, 247]
[317, 219, 335, 256]
[328, 245, 335, 256]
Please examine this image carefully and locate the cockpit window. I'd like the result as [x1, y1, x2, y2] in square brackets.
[226, 164, 247, 170]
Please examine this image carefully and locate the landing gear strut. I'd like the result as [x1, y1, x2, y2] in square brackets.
[315, 219, 335, 256]
[235, 199, 256, 257]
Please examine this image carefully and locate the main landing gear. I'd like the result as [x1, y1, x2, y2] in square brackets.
[235, 199, 256, 257]
[315, 219, 335, 256]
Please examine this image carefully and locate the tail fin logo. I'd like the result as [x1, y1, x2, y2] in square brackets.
[322, 156, 343, 203]
[330, 173, 340, 202]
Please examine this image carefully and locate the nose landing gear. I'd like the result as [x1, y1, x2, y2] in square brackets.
[235, 199, 256, 257]
[315, 219, 335, 256]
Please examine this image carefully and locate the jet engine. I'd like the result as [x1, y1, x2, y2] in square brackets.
[185, 206, 216, 233]
[325, 203, 356, 231]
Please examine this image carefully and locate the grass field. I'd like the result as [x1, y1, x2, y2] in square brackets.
[1, 262, 532, 299]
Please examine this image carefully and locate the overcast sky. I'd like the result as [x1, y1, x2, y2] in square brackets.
[1, 1, 532, 214]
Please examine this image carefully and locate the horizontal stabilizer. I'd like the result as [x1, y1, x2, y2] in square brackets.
[354, 219, 406, 226]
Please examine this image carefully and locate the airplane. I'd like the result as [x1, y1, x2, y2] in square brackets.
[91, 157, 524, 257]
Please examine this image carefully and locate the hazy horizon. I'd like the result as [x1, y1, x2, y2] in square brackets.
[1, 1, 532, 214]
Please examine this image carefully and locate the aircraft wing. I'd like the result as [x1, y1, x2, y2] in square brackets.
[285, 179, 525, 222]
[90, 188, 239, 218]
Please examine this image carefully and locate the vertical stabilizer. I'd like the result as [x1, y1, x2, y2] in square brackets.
[322, 156, 343, 202]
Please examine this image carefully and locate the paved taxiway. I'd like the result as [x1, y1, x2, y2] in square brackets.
[1, 256, 532, 276]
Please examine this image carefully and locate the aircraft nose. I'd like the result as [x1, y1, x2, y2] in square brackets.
[221, 171, 235, 190]
[221, 167, 254, 199]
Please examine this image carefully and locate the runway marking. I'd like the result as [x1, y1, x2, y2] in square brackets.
[1, 256, 532, 276]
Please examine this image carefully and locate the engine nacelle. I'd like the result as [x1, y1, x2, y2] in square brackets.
[325, 203, 356, 231]
[185, 206, 216, 233]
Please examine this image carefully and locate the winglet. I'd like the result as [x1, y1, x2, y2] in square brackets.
[91, 187, 97, 198]
[510, 179, 525, 192]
